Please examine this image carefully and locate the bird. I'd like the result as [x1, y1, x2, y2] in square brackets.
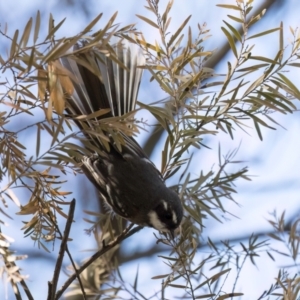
[60, 41, 183, 237]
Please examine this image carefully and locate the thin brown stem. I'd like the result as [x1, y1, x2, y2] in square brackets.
[47, 199, 77, 300]
[55, 224, 143, 299]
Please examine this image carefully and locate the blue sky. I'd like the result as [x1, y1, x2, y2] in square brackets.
[0, 0, 300, 299]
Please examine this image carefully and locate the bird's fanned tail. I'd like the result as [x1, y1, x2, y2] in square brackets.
[61, 42, 145, 153]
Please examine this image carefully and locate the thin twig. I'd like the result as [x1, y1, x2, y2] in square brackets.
[17, 277, 34, 300]
[47, 199, 78, 300]
[64, 244, 87, 299]
[55, 224, 143, 299]
[11, 281, 21, 300]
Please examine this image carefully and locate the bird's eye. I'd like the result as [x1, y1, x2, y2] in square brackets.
[165, 212, 172, 220]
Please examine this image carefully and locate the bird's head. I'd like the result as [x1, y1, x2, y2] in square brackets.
[148, 190, 183, 238]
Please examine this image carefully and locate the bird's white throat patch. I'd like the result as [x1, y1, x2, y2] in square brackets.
[148, 210, 166, 232]
[161, 200, 177, 225]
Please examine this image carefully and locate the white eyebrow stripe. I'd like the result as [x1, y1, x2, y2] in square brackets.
[172, 211, 177, 224]
[162, 200, 167, 211]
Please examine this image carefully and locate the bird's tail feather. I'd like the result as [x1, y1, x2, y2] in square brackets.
[62, 43, 144, 117]
[60, 42, 144, 151]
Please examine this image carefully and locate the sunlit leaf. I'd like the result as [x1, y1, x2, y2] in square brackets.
[20, 17, 32, 47]
[216, 4, 241, 11]
[10, 29, 19, 59]
[34, 10, 40, 43]
[247, 27, 280, 39]
[277, 73, 300, 99]
[136, 14, 159, 29]
[248, 9, 266, 26]
[227, 14, 243, 23]
[223, 20, 242, 42]
[221, 27, 238, 57]
[167, 15, 191, 48]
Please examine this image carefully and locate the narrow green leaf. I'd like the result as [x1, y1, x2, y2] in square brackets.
[145, 69, 173, 95]
[266, 251, 275, 261]
[229, 79, 244, 101]
[167, 15, 191, 48]
[45, 153, 75, 164]
[171, 33, 184, 53]
[237, 63, 269, 72]
[161, 0, 173, 25]
[101, 11, 118, 37]
[45, 17, 66, 41]
[279, 22, 283, 56]
[221, 27, 238, 58]
[26, 47, 35, 73]
[51, 116, 64, 147]
[20, 17, 32, 47]
[269, 79, 295, 99]
[168, 284, 186, 289]
[249, 55, 279, 64]
[175, 49, 212, 74]
[255, 120, 263, 140]
[287, 63, 300, 68]
[18, 85, 38, 100]
[188, 26, 192, 48]
[0, 55, 5, 65]
[248, 9, 266, 26]
[217, 61, 232, 99]
[48, 13, 53, 39]
[33, 161, 64, 169]
[161, 136, 169, 173]
[217, 293, 243, 300]
[41, 38, 64, 63]
[191, 171, 213, 194]
[268, 233, 283, 241]
[135, 38, 159, 52]
[235, 107, 275, 130]
[158, 255, 178, 261]
[223, 20, 242, 42]
[38, 241, 51, 253]
[73, 108, 110, 121]
[227, 14, 243, 23]
[247, 27, 280, 40]
[225, 121, 234, 139]
[36, 124, 41, 157]
[144, 5, 154, 13]
[246, 96, 283, 113]
[184, 205, 202, 225]
[34, 10, 40, 43]
[140, 64, 168, 71]
[136, 14, 159, 29]
[151, 274, 169, 280]
[278, 73, 300, 99]
[195, 294, 216, 299]
[82, 13, 103, 34]
[10, 29, 19, 59]
[243, 74, 264, 97]
[216, 4, 241, 11]
[256, 91, 294, 113]
[264, 85, 297, 109]
[133, 266, 139, 292]
[211, 268, 231, 283]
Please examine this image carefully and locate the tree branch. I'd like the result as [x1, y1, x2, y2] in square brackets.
[55, 224, 143, 299]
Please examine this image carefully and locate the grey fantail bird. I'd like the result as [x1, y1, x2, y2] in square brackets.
[61, 42, 183, 237]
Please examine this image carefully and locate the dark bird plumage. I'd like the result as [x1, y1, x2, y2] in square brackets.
[61, 42, 183, 236]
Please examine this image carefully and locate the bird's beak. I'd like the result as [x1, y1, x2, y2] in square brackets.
[169, 230, 175, 240]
